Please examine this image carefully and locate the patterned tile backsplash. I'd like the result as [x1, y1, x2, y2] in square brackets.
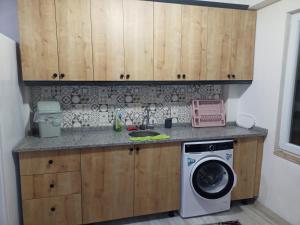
[30, 85, 223, 128]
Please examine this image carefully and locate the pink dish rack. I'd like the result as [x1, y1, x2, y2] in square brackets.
[191, 100, 226, 128]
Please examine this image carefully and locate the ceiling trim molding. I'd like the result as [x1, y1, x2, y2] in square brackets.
[249, 0, 281, 10]
[146, 0, 249, 9]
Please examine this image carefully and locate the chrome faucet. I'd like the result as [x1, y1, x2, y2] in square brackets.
[140, 106, 154, 130]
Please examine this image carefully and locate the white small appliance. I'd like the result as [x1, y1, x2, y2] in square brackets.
[180, 140, 237, 218]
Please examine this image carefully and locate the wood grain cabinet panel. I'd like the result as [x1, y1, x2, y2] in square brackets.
[22, 194, 82, 225]
[232, 138, 258, 200]
[154, 2, 182, 80]
[19, 151, 80, 175]
[207, 8, 256, 81]
[124, 0, 154, 81]
[206, 7, 233, 80]
[55, 0, 93, 81]
[21, 172, 81, 200]
[134, 143, 181, 216]
[181, 5, 208, 80]
[81, 147, 134, 224]
[18, 1, 256, 82]
[91, 0, 125, 81]
[230, 10, 256, 80]
[18, 0, 59, 81]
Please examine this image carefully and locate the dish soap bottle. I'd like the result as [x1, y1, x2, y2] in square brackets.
[113, 109, 123, 132]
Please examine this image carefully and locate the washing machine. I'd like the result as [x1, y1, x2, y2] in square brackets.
[180, 140, 237, 218]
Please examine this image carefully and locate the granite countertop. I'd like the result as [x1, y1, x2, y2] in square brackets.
[14, 124, 268, 153]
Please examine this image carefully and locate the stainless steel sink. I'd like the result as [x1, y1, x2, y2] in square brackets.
[129, 130, 160, 137]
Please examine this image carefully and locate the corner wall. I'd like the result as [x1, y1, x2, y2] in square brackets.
[237, 1, 300, 224]
[0, 0, 19, 42]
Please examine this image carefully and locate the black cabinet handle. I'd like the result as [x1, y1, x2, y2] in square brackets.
[129, 148, 134, 152]
[234, 140, 238, 144]
[177, 74, 181, 79]
[135, 147, 140, 152]
[227, 74, 231, 79]
[48, 160, 53, 165]
[52, 73, 58, 79]
[232, 74, 236, 79]
[182, 74, 186, 79]
[50, 207, 56, 212]
[126, 74, 130, 80]
[120, 74, 124, 79]
[59, 73, 65, 79]
[50, 184, 55, 188]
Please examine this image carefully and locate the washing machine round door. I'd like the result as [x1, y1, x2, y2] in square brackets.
[190, 156, 236, 200]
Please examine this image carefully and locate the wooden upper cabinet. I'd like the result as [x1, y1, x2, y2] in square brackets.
[230, 10, 256, 80]
[91, 0, 124, 81]
[18, 1, 256, 82]
[207, 8, 256, 80]
[18, 0, 59, 81]
[154, 2, 182, 81]
[207, 8, 233, 80]
[181, 5, 208, 80]
[124, 0, 154, 81]
[81, 147, 134, 224]
[134, 143, 181, 216]
[55, 0, 94, 81]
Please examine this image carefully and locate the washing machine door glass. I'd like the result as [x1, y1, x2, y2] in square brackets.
[192, 159, 235, 199]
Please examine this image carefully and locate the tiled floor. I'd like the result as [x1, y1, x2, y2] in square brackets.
[95, 202, 291, 225]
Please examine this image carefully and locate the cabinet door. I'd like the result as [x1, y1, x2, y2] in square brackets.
[181, 5, 208, 80]
[19, 151, 80, 175]
[18, 0, 59, 81]
[230, 10, 256, 80]
[56, 0, 93, 81]
[207, 8, 233, 80]
[22, 194, 82, 225]
[20, 151, 80, 175]
[124, 0, 154, 81]
[232, 138, 258, 200]
[154, 2, 182, 80]
[91, 0, 125, 81]
[81, 147, 134, 224]
[21, 172, 81, 200]
[134, 143, 181, 216]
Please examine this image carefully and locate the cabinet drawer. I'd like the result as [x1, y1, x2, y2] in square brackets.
[22, 194, 82, 225]
[21, 172, 81, 200]
[20, 151, 80, 175]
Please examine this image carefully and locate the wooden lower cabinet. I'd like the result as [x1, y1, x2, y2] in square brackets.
[81, 143, 181, 223]
[19, 150, 80, 175]
[21, 172, 81, 200]
[232, 137, 264, 200]
[22, 194, 82, 225]
[81, 146, 135, 224]
[19, 138, 264, 224]
[134, 143, 181, 216]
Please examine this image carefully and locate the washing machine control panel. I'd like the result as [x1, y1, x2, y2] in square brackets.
[184, 140, 233, 153]
[208, 145, 215, 151]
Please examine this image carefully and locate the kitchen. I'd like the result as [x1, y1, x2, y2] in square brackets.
[0, 0, 300, 225]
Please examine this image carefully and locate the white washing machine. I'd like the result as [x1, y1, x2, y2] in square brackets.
[180, 140, 237, 218]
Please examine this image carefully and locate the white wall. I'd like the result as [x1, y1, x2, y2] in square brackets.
[235, 1, 300, 224]
[0, 34, 28, 225]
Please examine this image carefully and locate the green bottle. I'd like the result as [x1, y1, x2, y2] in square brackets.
[113, 109, 123, 132]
